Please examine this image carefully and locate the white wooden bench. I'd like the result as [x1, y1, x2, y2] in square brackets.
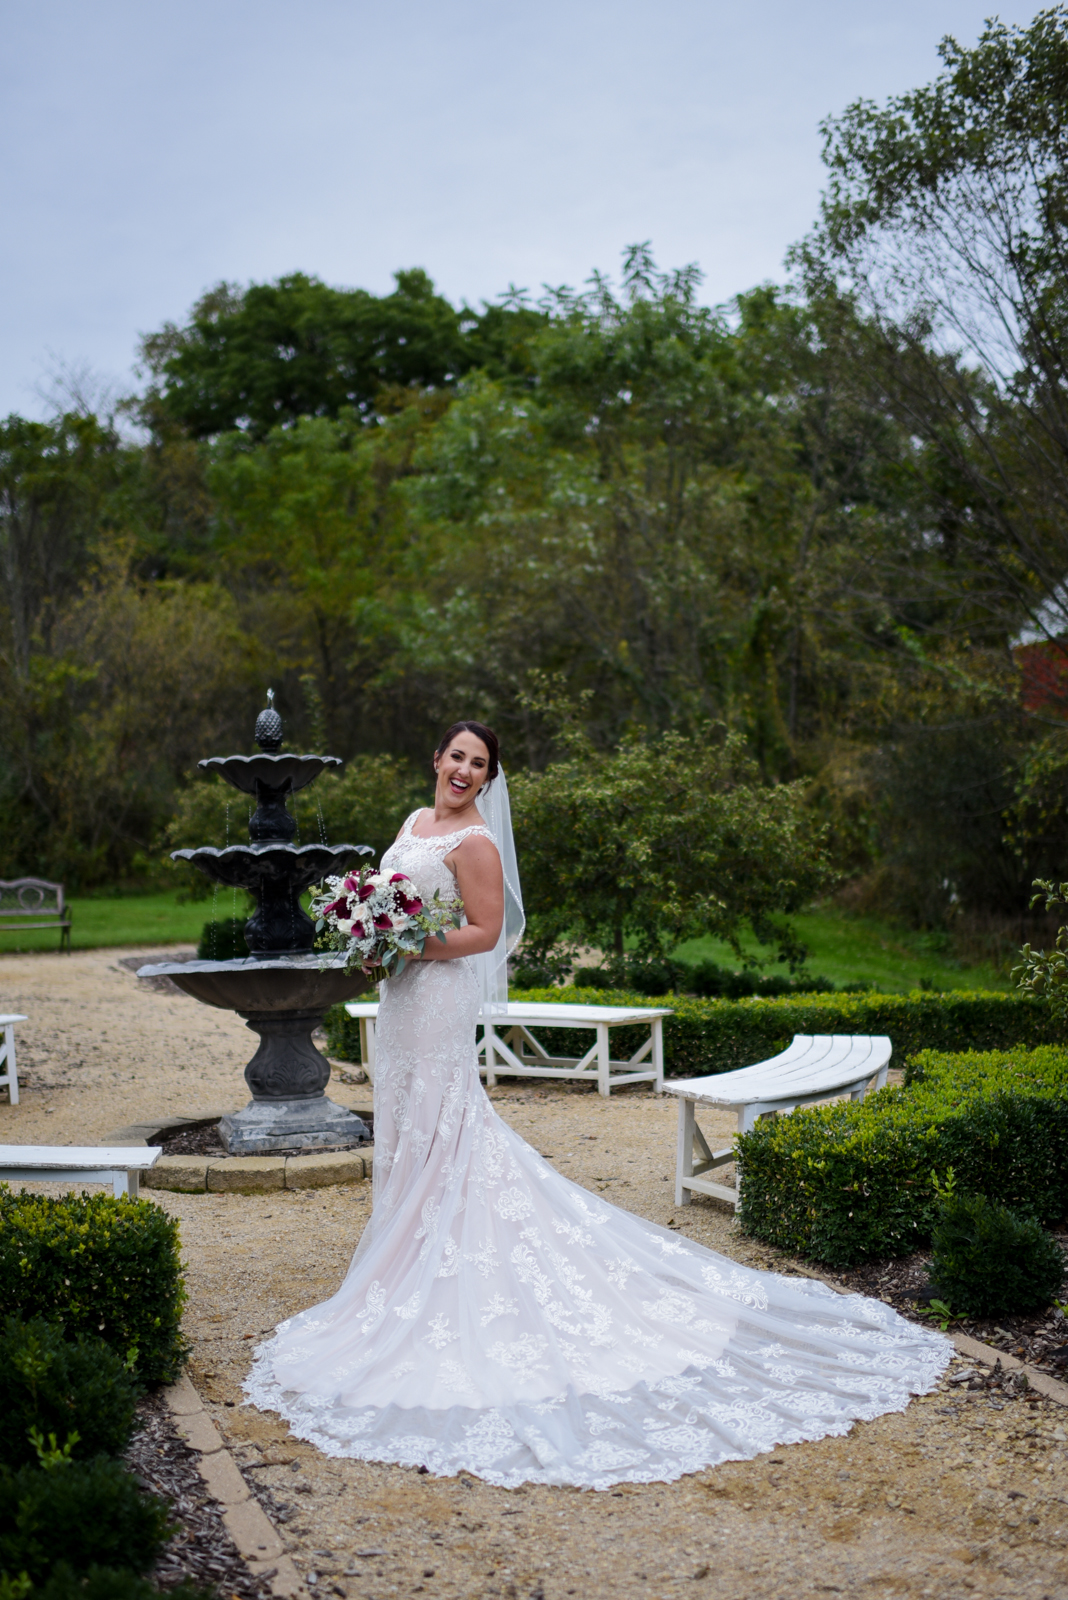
[0, 1145, 162, 1198]
[665, 1034, 892, 1211]
[344, 1000, 673, 1097]
[0, 1014, 27, 1104]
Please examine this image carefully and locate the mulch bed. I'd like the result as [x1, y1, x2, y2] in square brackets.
[126, 1392, 273, 1598]
[160, 1122, 229, 1157]
[833, 1243, 1068, 1378]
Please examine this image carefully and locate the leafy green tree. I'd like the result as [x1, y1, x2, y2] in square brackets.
[509, 709, 831, 964]
[141, 271, 546, 440]
[408, 251, 921, 792]
[0, 413, 125, 675]
[796, 8, 1068, 658]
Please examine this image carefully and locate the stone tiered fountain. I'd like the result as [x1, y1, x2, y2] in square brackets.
[138, 694, 373, 1154]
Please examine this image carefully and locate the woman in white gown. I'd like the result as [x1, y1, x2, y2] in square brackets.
[246, 722, 950, 1490]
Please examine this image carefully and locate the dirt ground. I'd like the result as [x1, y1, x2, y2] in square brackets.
[3, 948, 1068, 1600]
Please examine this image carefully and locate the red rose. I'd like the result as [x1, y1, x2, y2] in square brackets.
[323, 896, 350, 919]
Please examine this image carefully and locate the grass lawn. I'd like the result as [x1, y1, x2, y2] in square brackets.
[673, 907, 1011, 994]
[0, 890, 216, 954]
[0, 891, 1014, 994]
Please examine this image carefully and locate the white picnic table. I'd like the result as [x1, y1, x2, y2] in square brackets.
[0, 1013, 27, 1105]
[664, 1034, 892, 1211]
[344, 1000, 672, 1097]
[0, 1145, 162, 1198]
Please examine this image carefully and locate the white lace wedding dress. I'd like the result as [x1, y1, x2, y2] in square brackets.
[245, 814, 951, 1489]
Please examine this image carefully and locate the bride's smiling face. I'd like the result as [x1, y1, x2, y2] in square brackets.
[434, 731, 491, 813]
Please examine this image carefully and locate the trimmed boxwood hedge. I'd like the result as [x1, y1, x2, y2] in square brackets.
[736, 1047, 1068, 1268]
[0, 1455, 172, 1587]
[0, 1317, 141, 1469]
[0, 1190, 187, 1383]
[325, 986, 1061, 1079]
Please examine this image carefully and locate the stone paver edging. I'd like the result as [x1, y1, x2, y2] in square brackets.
[146, 1148, 373, 1193]
[105, 1114, 373, 1193]
[163, 1370, 307, 1599]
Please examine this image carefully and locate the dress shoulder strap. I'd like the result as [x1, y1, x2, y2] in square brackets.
[445, 823, 498, 850]
[400, 809, 424, 837]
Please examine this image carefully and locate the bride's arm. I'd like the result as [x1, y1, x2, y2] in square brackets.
[416, 835, 503, 960]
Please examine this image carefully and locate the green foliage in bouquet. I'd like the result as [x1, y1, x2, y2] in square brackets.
[931, 1188, 1065, 1318]
[311, 864, 462, 977]
[0, 1191, 187, 1384]
[0, 1318, 141, 1470]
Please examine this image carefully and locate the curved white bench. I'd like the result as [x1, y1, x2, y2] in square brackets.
[0, 1145, 162, 1198]
[665, 1034, 892, 1211]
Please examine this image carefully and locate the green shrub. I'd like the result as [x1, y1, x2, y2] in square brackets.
[27, 1569, 213, 1600]
[0, 1456, 171, 1583]
[0, 1317, 141, 1470]
[0, 1191, 188, 1384]
[324, 985, 1064, 1076]
[737, 1047, 1068, 1267]
[196, 917, 249, 960]
[931, 1190, 1065, 1317]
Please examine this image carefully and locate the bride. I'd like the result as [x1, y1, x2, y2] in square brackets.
[246, 721, 950, 1489]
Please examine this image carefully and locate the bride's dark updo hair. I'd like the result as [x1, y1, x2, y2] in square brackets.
[435, 721, 500, 785]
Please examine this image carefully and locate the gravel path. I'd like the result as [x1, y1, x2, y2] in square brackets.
[3, 949, 1068, 1599]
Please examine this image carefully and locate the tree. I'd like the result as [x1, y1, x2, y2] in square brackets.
[796, 8, 1068, 665]
[508, 711, 831, 965]
[0, 413, 124, 676]
[141, 271, 547, 440]
[407, 251, 923, 788]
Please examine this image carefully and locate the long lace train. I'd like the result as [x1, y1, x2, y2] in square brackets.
[245, 814, 951, 1488]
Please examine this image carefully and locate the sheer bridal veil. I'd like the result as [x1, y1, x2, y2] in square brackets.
[474, 767, 525, 1014]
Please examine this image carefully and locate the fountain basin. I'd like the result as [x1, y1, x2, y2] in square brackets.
[197, 752, 342, 793]
[139, 954, 373, 1155]
[170, 843, 366, 895]
[137, 953, 368, 1011]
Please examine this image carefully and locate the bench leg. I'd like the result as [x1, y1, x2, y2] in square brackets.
[676, 1098, 695, 1207]
[113, 1169, 140, 1200]
[484, 1022, 499, 1087]
[596, 1024, 610, 1097]
[652, 1017, 664, 1093]
[1, 1022, 18, 1106]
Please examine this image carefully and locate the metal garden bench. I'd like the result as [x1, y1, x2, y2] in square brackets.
[0, 879, 73, 952]
[665, 1033, 892, 1211]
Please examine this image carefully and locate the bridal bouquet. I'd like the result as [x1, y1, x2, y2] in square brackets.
[310, 866, 463, 977]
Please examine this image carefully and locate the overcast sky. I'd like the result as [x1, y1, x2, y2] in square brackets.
[0, 0, 1041, 419]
